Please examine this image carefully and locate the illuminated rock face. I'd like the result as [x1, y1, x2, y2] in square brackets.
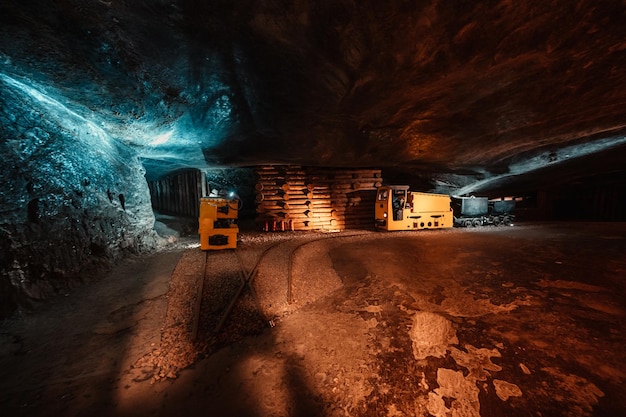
[0, 73, 162, 318]
[0, 1, 625, 315]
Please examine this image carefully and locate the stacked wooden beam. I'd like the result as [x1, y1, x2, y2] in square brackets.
[255, 166, 383, 231]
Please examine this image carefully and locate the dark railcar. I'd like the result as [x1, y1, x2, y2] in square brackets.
[489, 199, 516, 215]
[452, 196, 488, 227]
[452, 196, 516, 227]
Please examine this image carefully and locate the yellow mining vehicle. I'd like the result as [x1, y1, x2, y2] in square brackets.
[375, 185, 453, 231]
[198, 196, 239, 250]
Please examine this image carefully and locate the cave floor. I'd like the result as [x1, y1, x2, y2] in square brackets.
[1, 222, 625, 417]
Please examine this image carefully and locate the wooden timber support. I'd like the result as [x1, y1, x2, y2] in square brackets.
[255, 165, 383, 231]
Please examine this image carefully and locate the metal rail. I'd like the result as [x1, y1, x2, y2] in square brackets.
[212, 239, 285, 335]
[190, 250, 208, 342]
[198, 231, 372, 340]
[286, 232, 370, 304]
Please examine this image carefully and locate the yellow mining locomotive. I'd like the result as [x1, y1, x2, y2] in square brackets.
[375, 185, 453, 231]
[198, 196, 239, 250]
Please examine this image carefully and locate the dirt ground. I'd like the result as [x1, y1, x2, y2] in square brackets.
[1, 222, 625, 417]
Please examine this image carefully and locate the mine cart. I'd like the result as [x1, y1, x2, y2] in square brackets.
[198, 197, 239, 250]
[451, 196, 489, 227]
[488, 198, 516, 226]
[452, 196, 517, 227]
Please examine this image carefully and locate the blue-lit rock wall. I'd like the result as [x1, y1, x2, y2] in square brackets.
[0, 76, 163, 319]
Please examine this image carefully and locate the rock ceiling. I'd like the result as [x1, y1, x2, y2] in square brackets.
[1, 0, 625, 195]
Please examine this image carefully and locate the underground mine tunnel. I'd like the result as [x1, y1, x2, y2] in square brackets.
[0, 1, 625, 416]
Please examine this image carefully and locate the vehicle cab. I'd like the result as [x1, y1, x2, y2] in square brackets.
[375, 185, 453, 231]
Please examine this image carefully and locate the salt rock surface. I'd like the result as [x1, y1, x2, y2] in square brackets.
[409, 311, 458, 360]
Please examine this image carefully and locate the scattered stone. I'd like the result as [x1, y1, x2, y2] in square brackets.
[519, 363, 531, 375]
[428, 368, 480, 417]
[409, 312, 458, 360]
[450, 344, 502, 381]
[493, 379, 523, 401]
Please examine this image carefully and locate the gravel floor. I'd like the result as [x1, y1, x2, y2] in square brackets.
[1, 222, 624, 417]
[136, 229, 379, 383]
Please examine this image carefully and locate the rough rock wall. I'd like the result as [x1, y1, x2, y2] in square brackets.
[0, 76, 163, 319]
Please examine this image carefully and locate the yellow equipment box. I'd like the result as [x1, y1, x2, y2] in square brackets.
[375, 185, 453, 231]
[198, 197, 239, 250]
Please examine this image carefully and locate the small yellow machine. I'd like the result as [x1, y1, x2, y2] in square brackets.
[375, 185, 453, 231]
[198, 197, 239, 250]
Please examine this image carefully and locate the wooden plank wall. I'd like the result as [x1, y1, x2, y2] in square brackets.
[255, 165, 383, 231]
[148, 170, 205, 218]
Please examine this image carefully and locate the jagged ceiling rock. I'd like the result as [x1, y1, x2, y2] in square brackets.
[1, 0, 626, 193]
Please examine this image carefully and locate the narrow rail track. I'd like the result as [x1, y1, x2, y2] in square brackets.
[193, 231, 372, 344]
[286, 231, 371, 304]
[212, 240, 283, 335]
[192, 238, 288, 344]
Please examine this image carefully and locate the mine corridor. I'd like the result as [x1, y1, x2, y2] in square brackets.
[1, 1, 626, 417]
